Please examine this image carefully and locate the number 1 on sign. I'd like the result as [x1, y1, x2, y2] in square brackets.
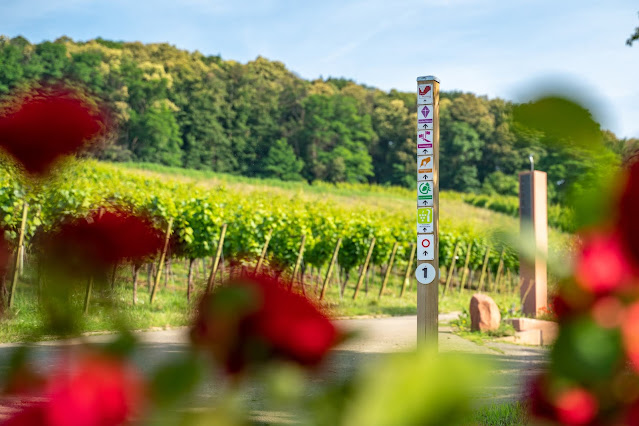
[416, 263, 436, 284]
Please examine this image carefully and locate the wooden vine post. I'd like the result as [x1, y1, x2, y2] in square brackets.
[478, 246, 491, 292]
[8, 202, 28, 309]
[291, 235, 306, 290]
[83, 277, 93, 314]
[443, 241, 460, 297]
[352, 238, 376, 300]
[206, 223, 227, 293]
[379, 242, 399, 299]
[132, 264, 140, 305]
[495, 248, 506, 292]
[320, 238, 341, 301]
[150, 218, 174, 305]
[255, 228, 273, 274]
[400, 244, 416, 298]
[459, 242, 473, 294]
[187, 258, 195, 302]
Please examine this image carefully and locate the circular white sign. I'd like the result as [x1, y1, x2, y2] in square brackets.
[415, 263, 436, 284]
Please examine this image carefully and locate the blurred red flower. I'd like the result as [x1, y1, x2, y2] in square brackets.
[550, 292, 575, 322]
[574, 233, 634, 295]
[618, 161, 639, 264]
[191, 271, 340, 374]
[2, 353, 144, 426]
[0, 88, 106, 175]
[528, 375, 557, 421]
[622, 302, 639, 372]
[43, 208, 163, 275]
[555, 387, 598, 425]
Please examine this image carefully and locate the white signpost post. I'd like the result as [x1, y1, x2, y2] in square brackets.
[415, 76, 440, 346]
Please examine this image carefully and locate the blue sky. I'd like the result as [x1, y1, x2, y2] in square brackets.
[2, 0, 638, 138]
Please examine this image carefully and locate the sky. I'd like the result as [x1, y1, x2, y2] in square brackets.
[1, 0, 638, 138]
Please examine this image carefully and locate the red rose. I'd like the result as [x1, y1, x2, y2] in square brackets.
[555, 388, 598, 425]
[550, 292, 575, 322]
[2, 353, 144, 426]
[191, 271, 340, 374]
[0, 88, 106, 175]
[43, 208, 163, 275]
[574, 232, 634, 295]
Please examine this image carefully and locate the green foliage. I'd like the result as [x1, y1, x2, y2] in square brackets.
[129, 100, 183, 166]
[0, 160, 523, 282]
[262, 138, 304, 181]
[463, 193, 576, 233]
[481, 171, 518, 196]
[337, 350, 488, 426]
[513, 96, 602, 149]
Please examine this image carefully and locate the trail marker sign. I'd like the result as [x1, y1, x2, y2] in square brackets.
[418, 83, 433, 104]
[416, 75, 440, 347]
[417, 130, 433, 155]
[417, 207, 433, 233]
[415, 263, 436, 284]
[417, 155, 433, 181]
[417, 234, 435, 260]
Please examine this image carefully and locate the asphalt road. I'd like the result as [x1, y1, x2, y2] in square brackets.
[0, 316, 547, 423]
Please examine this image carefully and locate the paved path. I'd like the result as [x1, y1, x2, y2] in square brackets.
[0, 316, 547, 422]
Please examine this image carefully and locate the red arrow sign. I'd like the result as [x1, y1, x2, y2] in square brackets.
[419, 86, 431, 96]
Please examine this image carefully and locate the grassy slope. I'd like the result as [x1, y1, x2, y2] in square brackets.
[114, 162, 568, 244]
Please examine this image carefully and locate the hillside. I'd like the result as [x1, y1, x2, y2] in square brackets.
[0, 36, 634, 205]
[113, 162, 570, 246]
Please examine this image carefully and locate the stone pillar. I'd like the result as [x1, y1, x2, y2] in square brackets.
[519, 171, 548, 316]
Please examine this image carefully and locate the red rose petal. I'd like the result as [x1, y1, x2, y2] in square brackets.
[0, 88, 106, 175]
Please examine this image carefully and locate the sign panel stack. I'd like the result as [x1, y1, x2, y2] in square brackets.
[415, 76, 440, 346]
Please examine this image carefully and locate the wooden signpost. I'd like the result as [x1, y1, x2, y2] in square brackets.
[416, 76, 440, 346]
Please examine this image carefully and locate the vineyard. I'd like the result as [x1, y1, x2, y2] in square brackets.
[462, 193, 576, 233]
[0, 159, 571, 324]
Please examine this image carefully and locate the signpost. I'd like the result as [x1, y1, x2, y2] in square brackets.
[415, 76, 440, 346]
[518, 170, 548, 316]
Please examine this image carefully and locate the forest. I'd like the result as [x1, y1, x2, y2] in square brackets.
[0, 35, 637, 203]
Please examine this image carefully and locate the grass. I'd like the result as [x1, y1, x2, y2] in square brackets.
[0, 256, 521, 343]
[1, 264, 194, 343]
[469, 402, 529, 425]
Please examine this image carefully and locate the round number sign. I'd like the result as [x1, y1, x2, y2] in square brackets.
[415, 263, 436, 284]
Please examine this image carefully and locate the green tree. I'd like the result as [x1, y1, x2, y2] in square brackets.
[440, 113, 483, 191]
[0, 42, 24, 94]
[35, 41, 68, 80]
[129, 100, 182, 166]
[294, 94, 374, 183]
[262, 138, 304, 181]
[371, 97, 415, 187]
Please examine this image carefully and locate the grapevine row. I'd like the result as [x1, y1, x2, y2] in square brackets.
[0, 160, 521, 286]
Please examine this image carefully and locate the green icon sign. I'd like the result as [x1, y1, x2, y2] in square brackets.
[417, 208, 433, 224]
[419, 182, 431, 195]
[418, 182, 433, 200]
